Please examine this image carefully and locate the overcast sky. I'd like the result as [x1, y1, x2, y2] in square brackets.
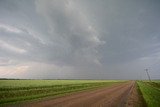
[0, 0, 160, 79]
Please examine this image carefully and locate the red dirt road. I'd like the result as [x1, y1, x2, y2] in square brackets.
[15, 81, 143, 107]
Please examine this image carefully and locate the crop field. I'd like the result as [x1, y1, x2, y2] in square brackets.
[137, 81, 160, 107]
[0, 80, 123, 105]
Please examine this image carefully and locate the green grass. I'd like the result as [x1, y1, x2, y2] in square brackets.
[152, 80, 160, 83]
[137, 81, 160, 107]
[0, 80, 121, 88]
[0, 80, 124, 105]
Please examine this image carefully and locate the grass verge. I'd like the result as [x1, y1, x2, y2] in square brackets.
[137, 81, 160, 107]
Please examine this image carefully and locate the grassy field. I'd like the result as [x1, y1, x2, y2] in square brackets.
[0, 80, 124, 105]
[137, 81, 160, 107]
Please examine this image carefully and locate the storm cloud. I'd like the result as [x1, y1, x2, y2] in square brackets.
[0, 0, 160, 79]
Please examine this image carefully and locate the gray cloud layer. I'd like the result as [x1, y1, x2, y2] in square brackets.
[0, 0, 160, 79]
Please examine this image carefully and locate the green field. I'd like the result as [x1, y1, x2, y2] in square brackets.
[0, 80, 124, 105]
[137, 81, 160, 107]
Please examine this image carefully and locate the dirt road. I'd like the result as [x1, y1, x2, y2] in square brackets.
[15, 81, 144, 107]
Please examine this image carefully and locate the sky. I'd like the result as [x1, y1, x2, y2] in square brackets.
[0, 0, 160, 80]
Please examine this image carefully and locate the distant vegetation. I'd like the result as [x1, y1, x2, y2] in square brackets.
[137, 81, 160, 107]
[0, 80, 124, 105]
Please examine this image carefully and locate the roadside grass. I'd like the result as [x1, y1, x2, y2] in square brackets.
[135, 82, 147, 107]
[137, 81, 160, 107]
[0, 80, 125, 105]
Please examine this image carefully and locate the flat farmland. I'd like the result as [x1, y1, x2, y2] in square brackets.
[0, 80, 124, 106]
[1, 80, 159, 107]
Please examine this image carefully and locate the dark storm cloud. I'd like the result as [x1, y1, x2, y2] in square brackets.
[0, 0, 160, 79]
[76, 0, 160, 64]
